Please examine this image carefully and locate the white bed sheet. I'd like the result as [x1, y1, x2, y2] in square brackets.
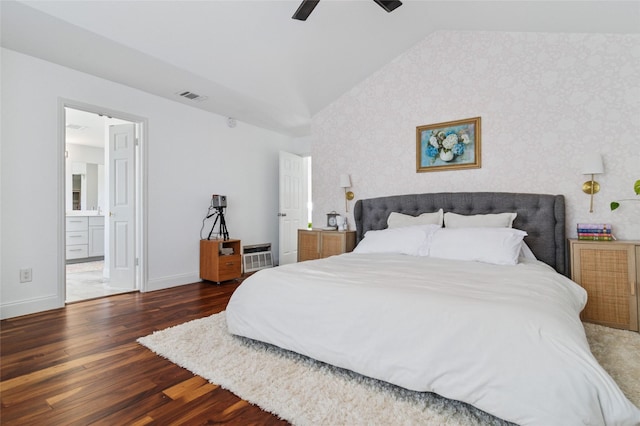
[226, 253, 640, 425]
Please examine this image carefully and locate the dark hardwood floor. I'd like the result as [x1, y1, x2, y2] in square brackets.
[1, 280, 289, 425]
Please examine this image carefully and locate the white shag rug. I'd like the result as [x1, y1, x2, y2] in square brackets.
[138, 313, 640, 426]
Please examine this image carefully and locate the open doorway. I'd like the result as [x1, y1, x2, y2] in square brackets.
[64, 106, 142, 302]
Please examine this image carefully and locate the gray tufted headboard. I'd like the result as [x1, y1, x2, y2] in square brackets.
[353, 192, 566, 275]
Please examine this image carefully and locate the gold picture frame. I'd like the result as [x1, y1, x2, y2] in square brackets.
[416, 117, 481, 173]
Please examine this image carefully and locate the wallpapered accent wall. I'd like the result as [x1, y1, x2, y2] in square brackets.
[311, 31, 640, 240]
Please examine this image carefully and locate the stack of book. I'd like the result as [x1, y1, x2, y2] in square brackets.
[577, 223, 614, 241]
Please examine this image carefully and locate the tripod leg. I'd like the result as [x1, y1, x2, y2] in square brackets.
[207, 214, 220, 240]
[219, 213, 229, 240]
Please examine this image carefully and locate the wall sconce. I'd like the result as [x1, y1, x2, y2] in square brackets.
[581, 153, 604, 213]
[339, 174, 355, 212]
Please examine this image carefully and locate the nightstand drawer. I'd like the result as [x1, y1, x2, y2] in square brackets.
[217, 255, 242, 280]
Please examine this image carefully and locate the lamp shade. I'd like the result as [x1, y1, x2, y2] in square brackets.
[339, 174, 351, 188]
[582, 154, 604, 175]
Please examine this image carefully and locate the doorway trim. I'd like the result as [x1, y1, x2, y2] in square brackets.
[58, 98, 148, 304]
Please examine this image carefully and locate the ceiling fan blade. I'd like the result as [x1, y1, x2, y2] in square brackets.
[292, 0, 320, 21]
[373, 0, 402, 13]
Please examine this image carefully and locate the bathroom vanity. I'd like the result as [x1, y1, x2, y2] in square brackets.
[66, 213, 105, 262]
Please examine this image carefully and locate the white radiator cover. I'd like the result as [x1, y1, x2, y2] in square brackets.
[243, 251, 273, 273]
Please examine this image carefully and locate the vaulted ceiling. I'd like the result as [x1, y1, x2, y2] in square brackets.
[2, 1, 639, 136]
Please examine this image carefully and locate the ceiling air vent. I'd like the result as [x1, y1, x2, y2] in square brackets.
[177, 91, 208, 102]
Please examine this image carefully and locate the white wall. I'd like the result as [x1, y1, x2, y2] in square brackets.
[1, 47, 305, 319]
[312, 31, 640, 240]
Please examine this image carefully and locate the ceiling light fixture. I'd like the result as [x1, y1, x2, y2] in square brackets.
[65, 123, 87, 131]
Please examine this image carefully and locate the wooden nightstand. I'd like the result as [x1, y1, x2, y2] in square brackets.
[200, 239, 242, 284]
[569, 239, 640, 332]
[298, 229, 356, 262]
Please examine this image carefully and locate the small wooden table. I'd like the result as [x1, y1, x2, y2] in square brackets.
[569, 239, 640, 332]
[297, 229, 356, 262]
[200, 239, 242, 284]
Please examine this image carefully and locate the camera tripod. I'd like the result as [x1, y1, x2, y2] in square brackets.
[207, 207, 229, 240]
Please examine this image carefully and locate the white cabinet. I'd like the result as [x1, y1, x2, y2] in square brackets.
[66, 217, 89, 260]
[66, 216, 104, 261]
[88, 216, 105, 257]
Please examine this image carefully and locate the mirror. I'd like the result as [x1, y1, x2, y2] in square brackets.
[84, 162, 100, 210]
[68, 161, 104, 212]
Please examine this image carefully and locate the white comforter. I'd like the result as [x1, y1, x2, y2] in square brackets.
[226, 253, 640, 425]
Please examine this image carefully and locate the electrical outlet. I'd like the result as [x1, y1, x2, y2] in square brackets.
[20, 268, 32, 283]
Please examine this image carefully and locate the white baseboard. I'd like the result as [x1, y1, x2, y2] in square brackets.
[145, 272, 201, 292]
[0, 294, 64, 320]
[1, 273, 202, 318]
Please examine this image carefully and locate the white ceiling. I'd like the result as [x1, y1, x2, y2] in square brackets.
[2, 1, 639, 137]
[65, 108, 130, 148]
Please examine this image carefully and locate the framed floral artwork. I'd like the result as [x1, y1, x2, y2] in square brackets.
[416, 117, 481, 173]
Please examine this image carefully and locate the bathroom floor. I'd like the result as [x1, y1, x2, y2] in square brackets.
[66, 260, 133, 303]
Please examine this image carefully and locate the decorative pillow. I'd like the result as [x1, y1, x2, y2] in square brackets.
[387, 209, 444, 228]
[444, 212, 517, 228]
[428, 227, 527, 265]
[353, 224, 441, 256]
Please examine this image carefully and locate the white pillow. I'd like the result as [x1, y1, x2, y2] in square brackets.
[353, 224, 440, 256]
[519, 241, 537, 260]
[387, 210, 443, 228]
[444, 212, 517, 228]
[428, 227, 527, 265]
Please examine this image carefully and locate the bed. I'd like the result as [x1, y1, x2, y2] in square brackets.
[226, 192, 640, 425]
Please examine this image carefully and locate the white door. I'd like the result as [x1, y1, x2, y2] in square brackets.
[108, 123, 136, 289]
[278, 151, 304, 265]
